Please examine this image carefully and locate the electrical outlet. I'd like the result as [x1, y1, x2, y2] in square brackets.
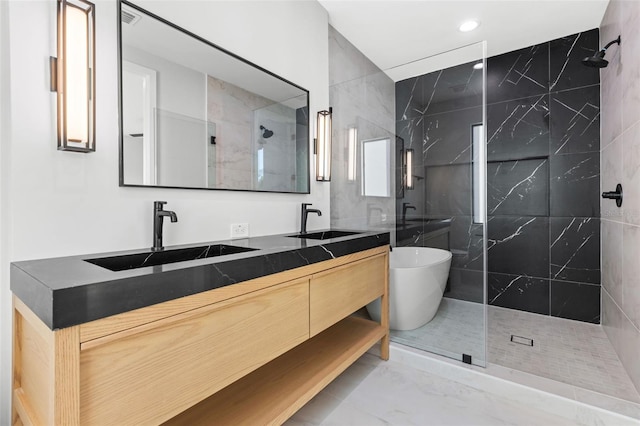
[230, 223, 249, 239]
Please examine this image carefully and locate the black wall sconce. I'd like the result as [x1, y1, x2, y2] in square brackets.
[347, 126, 357, 182]
[404, 148, 414, 190]
[51, 0, 96, 152]
[315, 108, 332, 181]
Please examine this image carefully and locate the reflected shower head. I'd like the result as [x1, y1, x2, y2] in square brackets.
[260, 125, 274, 139]
[582, 36, 620, 68]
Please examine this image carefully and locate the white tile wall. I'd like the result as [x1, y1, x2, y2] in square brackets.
[600, 0, 640, 395]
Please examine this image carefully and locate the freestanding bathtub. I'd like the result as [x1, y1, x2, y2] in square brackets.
[367, 247, 452, 331]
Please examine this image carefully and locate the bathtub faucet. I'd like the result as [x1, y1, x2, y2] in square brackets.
[402, 202, 416, 224]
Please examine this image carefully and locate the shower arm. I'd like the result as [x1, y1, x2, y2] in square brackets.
[603, 36, 621, 51]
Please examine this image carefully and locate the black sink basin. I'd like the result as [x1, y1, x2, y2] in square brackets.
[85, 244, 258, 271]
[288, 230, 361, 240]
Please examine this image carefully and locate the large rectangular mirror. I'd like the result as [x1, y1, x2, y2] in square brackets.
[119, 1, 310, 193]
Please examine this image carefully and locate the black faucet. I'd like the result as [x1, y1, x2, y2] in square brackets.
[300, 203, 322, 235]
[402, 202, 416, 224]
[152, 201, 178, 252]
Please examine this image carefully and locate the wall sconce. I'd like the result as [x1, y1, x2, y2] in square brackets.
[347, 126, 357, 182]
[404, 148, 414, 190]
[50, 0, 96, 152]
[315, 108, 332, 181]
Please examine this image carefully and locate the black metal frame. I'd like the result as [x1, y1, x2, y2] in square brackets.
[55, 0, 96, 153]
[117, 0, 311, 194]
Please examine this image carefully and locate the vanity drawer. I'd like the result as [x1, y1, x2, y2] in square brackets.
[78, 279, 309, 425]
[309, 253, 386, 337]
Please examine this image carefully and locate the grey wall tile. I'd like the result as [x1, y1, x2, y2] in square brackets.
[621, 0, 640, 132]
[622, 223, 640, 329]
[602, 290, 640, 394]
[601, 135, 624, 221]
[601, 219, 623, 305]
[623, 121, 640, 225]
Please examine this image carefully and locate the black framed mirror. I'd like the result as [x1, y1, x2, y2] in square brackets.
[118, 1, 310, 193]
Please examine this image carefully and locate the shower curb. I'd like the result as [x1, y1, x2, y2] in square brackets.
[387, 343, 640, 425]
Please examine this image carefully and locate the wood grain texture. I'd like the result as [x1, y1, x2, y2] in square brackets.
[12, 297, 81, 426]
[13, 245, 390, 425]
[164, 316, 386, 426]
[79, 246, 387, 343]
[79, 279, 310, 425]
[12, 299, 23, 426]
[15, 304, 50, 425]
[310, 253, 387, 337]
[52, 327, 80, 425]
[380, 250, 390, 360]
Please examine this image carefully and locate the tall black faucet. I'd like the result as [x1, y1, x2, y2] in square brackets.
[402, 202, 416, 225]
[300, 203, 322, 235]
[152, 201, 178, 252]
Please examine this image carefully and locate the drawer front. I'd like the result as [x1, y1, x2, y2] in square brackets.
[79, 279, 309, 425]
[310, 254, 387, 337]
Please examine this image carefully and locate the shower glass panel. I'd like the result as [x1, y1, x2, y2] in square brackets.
[389, 41, 488, 367]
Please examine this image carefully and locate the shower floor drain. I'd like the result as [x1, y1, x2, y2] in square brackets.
[510, 335, 533, 346]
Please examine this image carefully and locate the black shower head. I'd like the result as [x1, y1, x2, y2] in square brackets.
[582, 50, 609, 68]
[582, 36, 620, 68]
[259, 125, 273, 139]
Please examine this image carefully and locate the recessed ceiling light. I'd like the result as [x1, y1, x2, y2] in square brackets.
[473, 62, 484, 70]
[459, 20, 479, 32]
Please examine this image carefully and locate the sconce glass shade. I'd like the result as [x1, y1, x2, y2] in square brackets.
[405, 148, 414, 190]
[315, 108, 332, 181]
[347, 127, 357, 181]
[52, 0, 96, 152]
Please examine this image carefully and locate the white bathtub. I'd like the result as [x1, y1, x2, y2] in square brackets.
[367, 247, 452, 330]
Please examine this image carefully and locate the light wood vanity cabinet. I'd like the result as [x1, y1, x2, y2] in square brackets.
[12, 245, 389, 426]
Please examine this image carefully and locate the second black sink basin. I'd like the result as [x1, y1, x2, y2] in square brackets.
[85, 244, 258, 271]
[288, 230, 360, 240]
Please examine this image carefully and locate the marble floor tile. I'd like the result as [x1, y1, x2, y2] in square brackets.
[390, 298, 486, 365]
[489, 305, 640, 402]
[286, 354, 590, 426]
[389, 295, 640, 403]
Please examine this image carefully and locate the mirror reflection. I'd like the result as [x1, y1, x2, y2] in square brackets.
[119, 1, 310, 193]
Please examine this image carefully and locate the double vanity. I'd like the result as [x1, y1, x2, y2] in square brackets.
[11, 230, 390, 425]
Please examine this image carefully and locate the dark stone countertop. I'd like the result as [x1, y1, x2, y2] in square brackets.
[10, 230, 390, 330]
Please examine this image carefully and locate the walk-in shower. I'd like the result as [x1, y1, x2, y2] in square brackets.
[328, 23, 640, 405]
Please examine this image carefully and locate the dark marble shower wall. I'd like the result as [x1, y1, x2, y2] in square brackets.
[396, 29, 602, 324]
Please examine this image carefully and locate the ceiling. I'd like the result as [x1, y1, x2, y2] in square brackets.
[319, 0, 609, 80]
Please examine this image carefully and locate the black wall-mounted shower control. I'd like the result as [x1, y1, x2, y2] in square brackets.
[602, 183, 623, 207]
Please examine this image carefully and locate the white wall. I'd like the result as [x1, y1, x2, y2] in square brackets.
[0, 0, 329, 420]
[0, 0, 12, 422]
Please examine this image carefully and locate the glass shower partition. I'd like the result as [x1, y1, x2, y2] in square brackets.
[388, 41, 488, 367]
